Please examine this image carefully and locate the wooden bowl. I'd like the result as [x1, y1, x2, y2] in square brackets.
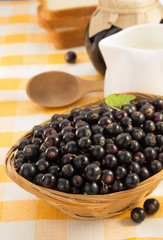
[4, 93, 163, 220]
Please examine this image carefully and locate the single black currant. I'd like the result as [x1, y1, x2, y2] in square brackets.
[143, 198, 160, 214]
[84, 163, 101, 181]
[131, 207, 145, 223]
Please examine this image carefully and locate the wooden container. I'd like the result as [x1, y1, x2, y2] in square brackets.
[4, 93, 163, 220]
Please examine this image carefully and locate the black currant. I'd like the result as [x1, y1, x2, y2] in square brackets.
[131, 207, 145, 223]
[90, 145, 105, 160]
[20, 163, 36, 181]
[125, 173, 140, 188]
[143, 198, 160, 214]
[84, 163, 101, 181]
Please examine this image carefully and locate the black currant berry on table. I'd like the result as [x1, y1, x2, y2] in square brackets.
[131, 207, 145, 223]
[65, 51, 77, 63]
[143, 198, 160, 214]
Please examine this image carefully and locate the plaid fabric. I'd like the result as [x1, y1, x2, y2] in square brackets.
[0, 1, 162, 240]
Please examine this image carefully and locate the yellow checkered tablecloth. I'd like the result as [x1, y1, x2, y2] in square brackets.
[0, 1, 163, 240]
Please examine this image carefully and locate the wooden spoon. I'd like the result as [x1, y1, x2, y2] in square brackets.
[26, 71, 104, 107]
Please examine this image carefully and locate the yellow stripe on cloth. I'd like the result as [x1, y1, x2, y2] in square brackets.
[0, 53, 89, 66]
[0, 200, 68, 221]
[2, 34, 52, 45]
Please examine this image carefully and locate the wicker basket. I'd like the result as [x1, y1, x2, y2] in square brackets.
[4, 93, 163, 220]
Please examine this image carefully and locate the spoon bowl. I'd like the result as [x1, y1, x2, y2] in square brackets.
[26, 71, 104, 107]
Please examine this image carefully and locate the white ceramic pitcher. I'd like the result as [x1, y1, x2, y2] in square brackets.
[99, 24, 163, 97]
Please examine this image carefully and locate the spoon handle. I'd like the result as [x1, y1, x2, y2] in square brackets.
[79, 79, 104, 94]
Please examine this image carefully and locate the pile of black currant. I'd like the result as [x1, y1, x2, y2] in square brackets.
[14, 97, 163, 194]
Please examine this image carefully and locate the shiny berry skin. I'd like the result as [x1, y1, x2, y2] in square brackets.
[92, 133, 106, 146]
[131, 207, 145, 223]
[32, 137, 43, 147]
[78, 137, 91, 150]
[101, 169, 114, 184]
[23, 144, 40, 160]
[105, 123, 123, 137]
[65, 51, 77, 63]
[73, 155, 89, 170]
[144, 133, 156, 147]
[102, 154, 117, 169]
[50, 121, 60, 132]
[90, 145, 105, 160]
[158, 152, 163, 164]
[144, 147, 157, 161]
[102, 110, 114, 119]
[43, 127, 57, 138]
[61, 126, 75, 134]
[115, 166, 127, 180]
[36, 159, 49, 172]
[153, 112, 163, 122]
[62, 164, 75, 178]
[14, 150, 25, 159]
[125, 173, 140, 188]
[59, 119, 71, 130]
[150, 160, 162, 174]
[156, 135, 163, 146]
[34, 127, 44, 138]
[131, 128, 144, 141]
[33, 173, 44, 186]
[112, 180, 124, 192]
[84, 181, 99, 195]
[44, 135, 61, 147]
[121, 117, 132, 127]
[99, 184, 110, 194]
[115, 110, 128, 122]
[57, 178, 70, 192]
[118, 150, 132, 164]
[137, 99, 149, 108]
[51, 114, 63, 122]
[129, 162, 141, 174]
[143, 198, 160, 214]
[40, 142, 48, 152]
[131, 111, 145, 126]
[123, 103, 137, 115]
[86, 110, 99, 124]
[91, 124, 103, 135]
[98, 105, 114, 115]
[139, 167, 150, 181]
[71, 175, 83, 187]
[18, 138, 31, 150]
[41, 173, 56, 188]
[98, 116, 112, 127]
[143, 120, 155, 132]
[75, 126, 92, 139]
[155, 121, 163, 134]
[63, 132, 75, 143]
[48, 165, 60, 177]
[84, 163, 101, 181]
[45, 146, 59, 161]
[133, 152, 145, 165]
[128, 140, 140, 152]
[115, 133, 132, 149]
[14, 158, 25, 171]
[20, 163, 36, 181]
[75, 120, 89, 129]
[105, 143, 118, 155]
[69, 107, 82, 120]
[151, 97, 163, 110]
[139, 104, 155, 120]
[65, 141, 78, 154]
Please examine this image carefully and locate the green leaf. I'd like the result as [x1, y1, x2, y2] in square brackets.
[105, 94, 136, 107]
